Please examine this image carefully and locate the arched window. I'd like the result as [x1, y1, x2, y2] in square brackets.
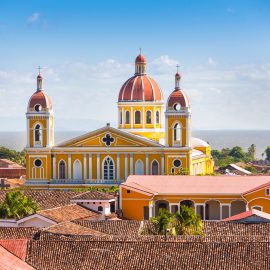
[58, 160, 66, 179]
[173, 123, 181, 142]
[252, 206, 263, 211]
[135, 159, 144, 175]
[156, 111, 160, 124]
[120, 111, 122, 125]
[151, 160, 159, 175]
[103, 157, 114, 180]
[125, 111, 130, 124]
[98, 206, 103, 212]
[34, 124, 42, 143]
[135, 111, 141, 124]
[73, 160, 82, 180]
[146, 111, 152, 124]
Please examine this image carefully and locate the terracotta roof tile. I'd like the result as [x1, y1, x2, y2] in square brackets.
[71, 191, 115, 201]
[37, 204, 101, 223]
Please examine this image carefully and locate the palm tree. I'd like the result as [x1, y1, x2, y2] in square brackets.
[175, 205, 203, 235]
[0, 190, 39, 219]
[149, 208, 173, 235]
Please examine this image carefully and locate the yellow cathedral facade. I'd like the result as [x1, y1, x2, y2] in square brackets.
[25, 54, 214, 188]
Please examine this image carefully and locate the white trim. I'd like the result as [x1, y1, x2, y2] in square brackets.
[117, 154, 120, 180]
[68, 154, 71, 180]
[17, 213, 57, 225]
[96, 154, 100, 181]
[89, 154, 92, 180]
[83, 154, 87, 180]
[52, 155, 56, 179]
[130, 154, 133, 175]
[145, 154, 149, 175]
[125, 154, 128, 179]
[130, 76, 138, 100]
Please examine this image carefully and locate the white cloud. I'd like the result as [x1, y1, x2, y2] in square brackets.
[208, 57, 217, 66]
[0, 57, 270, 131]
[27, 13, 40, 23]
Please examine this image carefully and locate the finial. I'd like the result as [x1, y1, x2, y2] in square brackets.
[37, 66, 42, 75]
[139, 47, 142, 55]
[176, 64, 180, 73]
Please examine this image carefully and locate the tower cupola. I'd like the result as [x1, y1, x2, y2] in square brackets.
[135, 53, 147, 75]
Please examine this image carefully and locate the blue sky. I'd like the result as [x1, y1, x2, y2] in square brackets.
[0, 0, 270, 131]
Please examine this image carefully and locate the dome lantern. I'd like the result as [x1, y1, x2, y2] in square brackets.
[135, 52, 147, 75]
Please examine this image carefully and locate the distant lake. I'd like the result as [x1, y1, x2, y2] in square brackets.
[0, 130, 269, 158]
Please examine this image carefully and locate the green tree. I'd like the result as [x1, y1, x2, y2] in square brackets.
[248, 144, 256, 160]
[0, 147, 26, 166]
[175, 205, 203, 235]
[150, 208, 173, 235]
[229, 146, 245, 159]
[0, 191, 39, 219]
[148, 206, 203, 236]
[265, 146, 270, 161]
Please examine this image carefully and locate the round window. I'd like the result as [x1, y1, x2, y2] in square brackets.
[34, 104, 42, 112]
[34, 159, 42, 167]
[173, 159, 181, 168]
[173, 103, 181, 111]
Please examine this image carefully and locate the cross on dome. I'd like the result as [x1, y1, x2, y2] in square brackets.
[102, 134, 115, 146]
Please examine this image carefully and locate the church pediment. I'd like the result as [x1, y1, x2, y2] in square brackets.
[56, 125, 162, 148]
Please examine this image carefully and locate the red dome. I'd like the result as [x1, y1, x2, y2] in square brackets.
[118, 75, 163, 102]
[135, 54, 146, 63]
[28, 90, 52, 111]
[167, 89, 189, 109]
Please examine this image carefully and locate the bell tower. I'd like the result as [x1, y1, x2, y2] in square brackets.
[165, 70, 191, 148]
[26, 70, 54, 148]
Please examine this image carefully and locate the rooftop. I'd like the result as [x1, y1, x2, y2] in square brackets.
[123, 175, 270, 195]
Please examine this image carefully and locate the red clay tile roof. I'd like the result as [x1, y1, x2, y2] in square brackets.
[74, 220, 142, 236]
[42, 221, 108, 237]
[25, 239, 270, 270]
[28, 90, 52, 110]
[135, 54, 146, 63]
[118, 75, 163, 102]
[123, 175, 270, 195]
[0, 239, 28, 260]
[167, 88, 189, 108]
[223, 209, 270, 222]
[37, 204, 101, 223]
[71, 191, 115, 201]
[0, 227, 38, 240]
[0, 245, 34, 270]
[0, 190, 82, 210]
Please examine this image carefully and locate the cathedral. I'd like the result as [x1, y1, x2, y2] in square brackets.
[25, 53, 214, 188]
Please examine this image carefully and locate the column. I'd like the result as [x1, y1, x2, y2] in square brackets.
[186, 115, 190, 147]
[83, 154, 87, 180]
[52, 155, 56, 179]
[121, 107, 124, 128]
[219, 205, 222, 221]
[130, 106, 134, 128]
[97, 154, 100, 182]
[149, 201, 154, 219]
[142, 106, 145, 128]
[26, 118, 30, 147]
[165, 115, 168, 146]
[117, 154, 120, 181]
[68, 154, 71, 180]
[130, 154, 133, 175]
[124, 154, 128, 179]
[161, 155, 165, 175]
[153, 107, 156, 127]
[89, 154, 92, 181]
[145, 154, 149, 175]
[46, 118, 50, 147]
